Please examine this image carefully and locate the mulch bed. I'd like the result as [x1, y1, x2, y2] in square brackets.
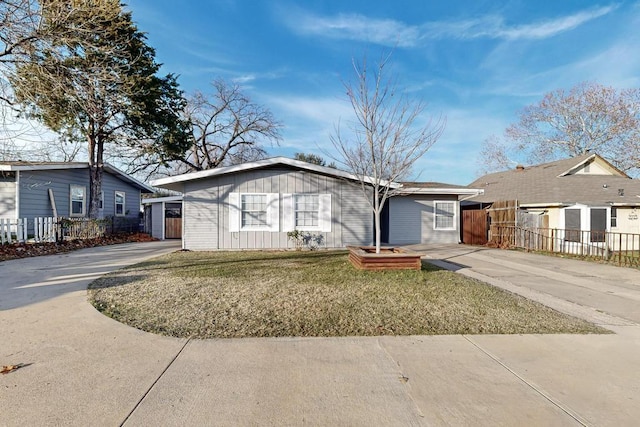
[0, 233, 157, 261]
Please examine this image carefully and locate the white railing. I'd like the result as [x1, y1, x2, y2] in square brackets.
[0, 217, 57, 244]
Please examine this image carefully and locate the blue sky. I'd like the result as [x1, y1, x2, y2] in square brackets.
[125, 1, 640, 185]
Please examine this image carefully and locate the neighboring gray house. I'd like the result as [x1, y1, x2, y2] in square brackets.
[0, 161, 153, 232]
[150, 157, 482, 250]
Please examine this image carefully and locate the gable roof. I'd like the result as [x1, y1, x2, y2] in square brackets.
[0, 161, 154, 193]
[150, 156, 403, 192]
[468, 154, 640, 206]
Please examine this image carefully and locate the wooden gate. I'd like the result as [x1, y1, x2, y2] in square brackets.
[462, 210, 488, 245]
[164, 203, 182, 239]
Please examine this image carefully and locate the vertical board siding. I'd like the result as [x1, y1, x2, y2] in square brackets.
[151, 203, 164, 239]
[0, 176, 16, 218]
[182, 184, 219, 250]
[388, 195, 460, 245]
[182, 168, 373, 250]
[340, 182, 373, 246]
[17, 168, 141, 224]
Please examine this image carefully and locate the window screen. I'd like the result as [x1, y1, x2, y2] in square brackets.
[590, 208, 606, 243]
[564, 209, 581, 242]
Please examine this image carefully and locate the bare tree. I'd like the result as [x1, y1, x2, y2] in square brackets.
[480, 82, 640, 175]
[331, 54, 445, 253]
[125, 79, 282, 178]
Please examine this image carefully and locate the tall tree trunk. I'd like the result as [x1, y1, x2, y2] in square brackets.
[87, 132, 104, 219]
[374, 187, 381, 253]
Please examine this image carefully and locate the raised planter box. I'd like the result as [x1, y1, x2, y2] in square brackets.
[347, 246, 422, 271]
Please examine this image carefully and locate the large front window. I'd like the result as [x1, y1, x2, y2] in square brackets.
[241, 194, 268, 228]
[434, 201, 455, 230]
[295, 194, 319, 228]
[70, 185, 85, 217]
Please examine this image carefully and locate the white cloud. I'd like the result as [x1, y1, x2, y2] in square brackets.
[282, 5, 617, 46]
[292, 13, 422, 47]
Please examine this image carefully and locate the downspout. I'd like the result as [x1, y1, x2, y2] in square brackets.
[161, 202, 166, 240]
[15, 171, 20, 220]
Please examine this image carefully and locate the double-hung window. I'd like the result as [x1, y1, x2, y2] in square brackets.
[282, 193, 331, 232]
[294, 194, 319, 228]
[241, 194, 268, 228]
[70, 185, 85, 217]
[115, 191, 126, 216]
[434, 201, 455, 230]
[229, 193, 279, 232]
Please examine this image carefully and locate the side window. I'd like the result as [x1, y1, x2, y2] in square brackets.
[115, 191, 125, 216]
[70, 185, 85, 217]
[611, 207, 617, 228]
[434, 201, 456, 230]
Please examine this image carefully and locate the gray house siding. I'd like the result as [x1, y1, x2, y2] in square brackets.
[18, 168, 88, 218]
[182, 168, 372, 250]
[18, 169, 141, 220]
[0, 174, 16, 218]
[9, 168, 141, 234]
[387, 195, 460, 245]
[101, 172, 142, 220]
[150, 202, 164, 239]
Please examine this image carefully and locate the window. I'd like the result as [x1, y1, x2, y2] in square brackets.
[295, 194, 319, 227]
[115, 191, 125, 216]
[70, 185, 85, 217]
[229, 193, 279, 232]
[282, 193, 331, 232]
[241, 194, 267, 228]
[98, 191, 104, 210]
[590, 208, 606, 243]
[611, 207, 617, 228]
[564, 209, 581, 242]
[434, 201, 455, 230]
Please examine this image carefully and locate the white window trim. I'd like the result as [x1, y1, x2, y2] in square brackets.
[433, 200, 456, 231]
[69, 184, 86, 217]
[282, 193, 331, 232]
[229, 192, 279, 232]
[115, 191, 126, 217]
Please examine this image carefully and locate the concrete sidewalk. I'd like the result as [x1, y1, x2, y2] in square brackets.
[2, 242, 640, 426]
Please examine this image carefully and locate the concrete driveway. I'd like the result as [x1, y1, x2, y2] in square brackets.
[2, 242, 640, 426]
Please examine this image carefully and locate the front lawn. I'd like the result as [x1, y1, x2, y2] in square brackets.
[88, 250, 606, 338]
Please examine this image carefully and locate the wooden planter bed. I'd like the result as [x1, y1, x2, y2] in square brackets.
[347, 246, 422, 271]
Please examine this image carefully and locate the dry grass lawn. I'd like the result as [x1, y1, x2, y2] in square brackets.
[88, 250, 606, 338]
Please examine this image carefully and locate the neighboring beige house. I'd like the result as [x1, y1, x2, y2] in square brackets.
[467, 153, 640, 247]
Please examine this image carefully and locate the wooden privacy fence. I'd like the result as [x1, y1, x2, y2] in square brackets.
[491, 225, 640, 268]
